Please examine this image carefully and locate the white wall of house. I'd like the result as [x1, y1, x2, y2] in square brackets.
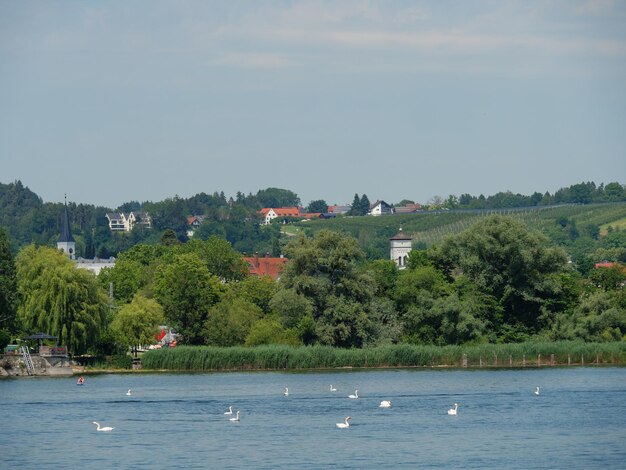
[264, 209, 278, 225]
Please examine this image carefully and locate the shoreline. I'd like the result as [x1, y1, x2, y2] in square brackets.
[69, 361, 626, 376]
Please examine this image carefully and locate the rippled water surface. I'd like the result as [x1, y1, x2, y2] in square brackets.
[1, 367, 625, 469]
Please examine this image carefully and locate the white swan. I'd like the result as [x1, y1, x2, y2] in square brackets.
[126, 389, 132, 396]
[535, 386, 540, 396]
[229, 411, 240, 422]
[379, 400, 392, 408]
[92, 421, 114, 432]
[224, 405, 233, 415]
[336, 416, 351, 429]
[284, 387, 289, 396]
[348, 390, 359, 399]
[330, 385, 337, 392]
[447, 403, 458, 415]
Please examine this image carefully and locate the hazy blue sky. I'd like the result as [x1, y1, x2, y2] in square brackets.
[1, 0, 625, 209]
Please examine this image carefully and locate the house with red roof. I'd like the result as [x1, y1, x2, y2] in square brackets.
[259, 207, 301, 225]
[243, 253, 289, 280]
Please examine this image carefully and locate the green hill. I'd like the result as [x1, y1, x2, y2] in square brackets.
[295, 203, 626, 259]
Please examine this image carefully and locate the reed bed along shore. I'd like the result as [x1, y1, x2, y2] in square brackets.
[140, 341, 626, 372]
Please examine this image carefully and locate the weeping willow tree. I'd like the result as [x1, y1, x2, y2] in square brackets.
[16, 245, 108, 355]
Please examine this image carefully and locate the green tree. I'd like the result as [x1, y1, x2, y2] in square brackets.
[0, 229, 17, 331]
[604, 182, 625, 201]
[110, 294, 164, 356]
[16, 245, 108, 354]
[160, 229, 180, 246]
[203, 297, 262, 346]
[98, 259, 145, 304]
[245, 317, 300, 346]
[570, 291, 626, 341]
[256, 187, 300, 208]
[348, 194, 361, 216]
[181, 237, 248, 281]
[279, 230, 378, 347]
[359, 194, 371, 215]
[360, 259, 399, 298]
[437, 215, 569, 334]
[269, 289, 314, 329]
[153, 253, 224, 344]
[589, 265, 626, 291]
[307, 199, 328, 213]
[230, 275, 277, 314]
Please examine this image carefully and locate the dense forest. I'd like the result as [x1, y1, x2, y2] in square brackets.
[0, 180, 625, 357]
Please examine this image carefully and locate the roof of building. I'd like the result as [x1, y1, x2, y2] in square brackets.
[327, 205, 351, 213]
[59, 202, 74, 243]
[243, 254, 289, 279]
[187, 215, 205, 225]
[370, 200, 391, 209]
[390, 228, 412, 240]
[260, 207, 301, 217]
[394, 203, 422, 213]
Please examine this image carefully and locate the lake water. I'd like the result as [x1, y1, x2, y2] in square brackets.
[1, 367, 625, 469]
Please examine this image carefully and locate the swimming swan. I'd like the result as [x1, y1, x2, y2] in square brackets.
[224, 406, 233, 415]
[92, 421, 114, 432]
[448, 403, 458, 415]
[229, 411, 241, 422]
[534, 386, 540, 396]
[284, 387, 289, 396]
[330, 385, 337, 392]
[336, 416, 351, 429]
[379, 400, 392, 408]
[348, 390, 359, 399]
[126, 389, 132, 396]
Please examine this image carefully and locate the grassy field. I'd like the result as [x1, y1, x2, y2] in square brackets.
[600, 216, 626, 236]
[295, 203, 626, 253]
[141, 341, 626, 371]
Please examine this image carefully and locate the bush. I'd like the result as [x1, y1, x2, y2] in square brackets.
[107, 354, 132, 369]
[0, 329, 11, 350]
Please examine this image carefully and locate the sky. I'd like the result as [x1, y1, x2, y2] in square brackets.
[1, 0, 625, 209]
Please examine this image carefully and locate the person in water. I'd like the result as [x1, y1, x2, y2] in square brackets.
[77, 376, 85, 385]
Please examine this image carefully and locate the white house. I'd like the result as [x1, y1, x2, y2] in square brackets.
[369, 200, 393, 216]
[106, 212, 152, 232]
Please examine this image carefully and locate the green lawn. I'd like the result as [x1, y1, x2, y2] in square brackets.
[600, 217, 626, 236]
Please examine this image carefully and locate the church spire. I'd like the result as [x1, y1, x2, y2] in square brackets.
[59, 195, 74, 243]
[58, 195, 76, 259]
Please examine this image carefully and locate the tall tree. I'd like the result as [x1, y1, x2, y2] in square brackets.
[16, 245, 108, 354]
[278, 230, 377, 347]
[0, 229, 17, 331]
[153, 253, 224, 344]
[348, 194, 361, 216]
[110, 294, 164, 356]
[256, 187, 300, 208]
[359, 194, 371, 215]
[203, 297, 262, 346]
[307, 199, 328, 213]
[437, 215, 569, 334]
[181, 236, 248, 281]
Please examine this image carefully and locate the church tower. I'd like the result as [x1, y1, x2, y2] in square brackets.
[57, 196, 76, 260]
[390, 228, 412, 269]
